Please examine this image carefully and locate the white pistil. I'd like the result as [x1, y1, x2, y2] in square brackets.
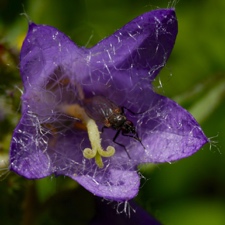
[61, 104, 115, 168]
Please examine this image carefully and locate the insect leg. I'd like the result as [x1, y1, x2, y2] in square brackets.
[121, 107, 140, 115]
[101, 126, 108, 133]
[113, 129, 131, 159]
[121, 106, 147, 117]
[122, 131, 145, 150]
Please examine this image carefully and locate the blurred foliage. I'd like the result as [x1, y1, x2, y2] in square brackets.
[0, 0, 225, 224]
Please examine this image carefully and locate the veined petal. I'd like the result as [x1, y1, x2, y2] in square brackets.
[71, 169, 140, 201]
[10, 115, 51, 178]
[10, 112, 90, 178]
[20, 22, 87, 91]
[88, 9, 177, 82]
[132, 93, 208, 163]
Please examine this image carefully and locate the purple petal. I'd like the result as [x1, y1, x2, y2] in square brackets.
[91, 199, 162, 225]
[82, 9, 177, 100]
[71, 169, 140, 201]
[20, 22, 87, 91]
[89, 9, 177, 80]
[10, 115, 51, 178]
[131, 92, 208, 163]
[90, 8, 177, 80]
[10, 112, 89, 179]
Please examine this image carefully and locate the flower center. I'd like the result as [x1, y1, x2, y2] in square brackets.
[61, 104, 115, 168]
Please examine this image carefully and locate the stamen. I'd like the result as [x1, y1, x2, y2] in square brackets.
[60, 104, 115, 168]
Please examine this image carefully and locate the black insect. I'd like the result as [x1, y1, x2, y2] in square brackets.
[84, 95, 145, 158]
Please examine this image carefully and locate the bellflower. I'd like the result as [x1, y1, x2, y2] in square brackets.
[10, 9, 208, 201]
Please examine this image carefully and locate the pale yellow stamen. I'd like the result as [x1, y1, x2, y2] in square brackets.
[60, 104, 115, 168]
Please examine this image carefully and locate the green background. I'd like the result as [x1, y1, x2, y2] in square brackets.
[0, 0, 225, 224]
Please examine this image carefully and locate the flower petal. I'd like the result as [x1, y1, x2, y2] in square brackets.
[20, 22, 86, 91]
[70, 169, 140, 201]
[88, 8, 177, 82]
[10, 115, 51, 178]
[132, 93, 208, 163]
[10, 107, 92, 179]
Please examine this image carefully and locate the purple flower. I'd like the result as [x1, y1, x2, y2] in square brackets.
[90, 199, 161, 225]
[10, 9, 208, 201]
